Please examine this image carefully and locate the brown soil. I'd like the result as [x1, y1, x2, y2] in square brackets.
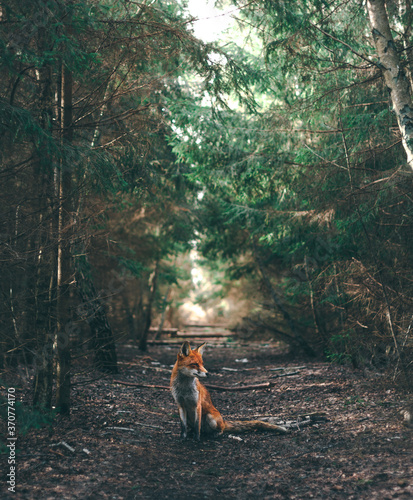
[2, 342, 412, 499]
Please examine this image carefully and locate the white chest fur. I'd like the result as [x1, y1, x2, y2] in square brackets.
[171, 374, 199, 408]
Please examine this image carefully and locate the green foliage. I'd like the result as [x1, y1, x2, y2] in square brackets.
[1, 0, 413, 403]
[166, 0, 413, 381]
[325, 333, 353, 365]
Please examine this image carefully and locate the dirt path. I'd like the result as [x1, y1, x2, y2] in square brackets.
[4, 342, 412, 499]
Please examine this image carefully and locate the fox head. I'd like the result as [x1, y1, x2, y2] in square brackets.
[176, 341, 208, 378]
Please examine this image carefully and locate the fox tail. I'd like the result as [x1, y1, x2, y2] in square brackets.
[224, 420, 288, 434]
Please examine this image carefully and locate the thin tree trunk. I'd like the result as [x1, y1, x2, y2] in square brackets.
[153, 286, 170, 340]
[304, 256, 327, 345]
[33, 171, 55, 409]
[254, 246, 316, 357]
[139, 260, 160, 351]
[55, 43, 74, 414]
[122, 292, 137, 340]
[32, 25, 55, 410]
[74, 247, 118, 373]
[367, 0, 413, 170]
[71, 65, 118, 369]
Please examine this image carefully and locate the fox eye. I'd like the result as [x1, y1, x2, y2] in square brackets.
[189, 363, 198, 369]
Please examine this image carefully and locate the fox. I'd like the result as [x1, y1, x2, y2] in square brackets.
[170, 341, 288, 440]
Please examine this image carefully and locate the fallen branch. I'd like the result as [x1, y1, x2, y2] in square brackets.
[269, 366, 306, 372]
[106, 427, 135, 432]
[50, 441, 76, 453]
[134, 422, 164, 429]
[204, 382, 275, 391]
[271, 371, 300, 378]
[284, 418, 314, 430]
[137, 364, 171, 373]
[296, 412, 328, 420]
[113, 378, 298, 392]
[264, 412, 328, 430]
[113, 380, 169, 390]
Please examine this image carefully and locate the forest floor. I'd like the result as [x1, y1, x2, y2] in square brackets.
[2, 341, 412, 499]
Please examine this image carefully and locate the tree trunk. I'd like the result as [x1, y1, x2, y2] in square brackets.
[75, 249, 118, 373]
[304, 256, 328, 345]
[399, 0, 413, 90]
[122, 292, 137, 340]
[367, 0, 413, 170]
[254, 246, 316, 357]
[153, 286, 171, 340]
[32, 25, 55, 410]
[55, 47, 74, 414]
[139, 260, 160, 351]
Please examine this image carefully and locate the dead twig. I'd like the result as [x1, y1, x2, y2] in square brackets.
[264, 412, 329, 430]
[271, 371, 300, 378]
[50, 441, 75, 453]
[113, 380, 169, 389]
[204, 382, 275, 391]
[134, 422, 164, 429]
[106, 427, 135, 432]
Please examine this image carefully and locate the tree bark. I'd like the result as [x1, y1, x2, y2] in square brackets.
[399, 0, 413, 90]
[367, 0, 413, 170]
[139, 260, 160, 351]
[75, 249, 119, 373]
[253, 246, 316, 357]
[32, 24, 55, 410]
[153, 286, 171, 340]
[55, 50, 74, 415]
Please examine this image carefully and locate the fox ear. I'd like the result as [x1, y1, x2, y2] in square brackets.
[195, 342, 207, 355]
[179, 341, 191, 357]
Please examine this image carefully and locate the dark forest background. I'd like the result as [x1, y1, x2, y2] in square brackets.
[1, 0, 412, 417]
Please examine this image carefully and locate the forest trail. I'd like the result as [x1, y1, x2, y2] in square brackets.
[9, 343, 413, 499]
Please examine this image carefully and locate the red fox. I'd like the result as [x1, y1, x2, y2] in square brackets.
[170, 341, 288, 440]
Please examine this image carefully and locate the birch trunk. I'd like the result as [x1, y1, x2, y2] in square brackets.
[367, 0, 413, 170]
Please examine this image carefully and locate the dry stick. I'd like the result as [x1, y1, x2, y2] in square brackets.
[269, 366, 306, 371]
[205, 382, 274, 391]
[106, 427, 135, 432]
[271, 371, 300, 378]
[134, 422, 164, 429]
[50, 441, 75, 453]
[113, 380, 169, 390]
[113, 373, 299, 392]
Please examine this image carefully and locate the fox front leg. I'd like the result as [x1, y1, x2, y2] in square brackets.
[194, 403, 202, 441]
[178, 405, 188, 439]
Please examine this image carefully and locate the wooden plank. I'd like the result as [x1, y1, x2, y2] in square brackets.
[149, 327, 179, 335]
[183, 324, 229, 328]
[146, 339, 238, 346]
[178, 331, 232, 338]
